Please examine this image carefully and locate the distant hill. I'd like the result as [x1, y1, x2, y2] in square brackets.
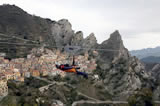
[130, 46, 160, 59]
[141, 56, 160, 63]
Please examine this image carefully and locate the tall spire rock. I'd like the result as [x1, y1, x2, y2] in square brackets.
[101, 30, 124, 50]
[97, 31, 150, 100]
[71, 31, 84, 46]
[58, 19, 72, 31]
[98, 30, 129, 66]
[51, 19, 74, 47]
[83, 33, 97, 48]
[70, 32, 98, 55]
[109, 30, 122, 41]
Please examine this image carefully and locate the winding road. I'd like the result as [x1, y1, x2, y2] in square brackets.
[34, 76, 160, 106]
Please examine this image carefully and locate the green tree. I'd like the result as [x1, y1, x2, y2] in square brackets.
[128, 88, 154, 106]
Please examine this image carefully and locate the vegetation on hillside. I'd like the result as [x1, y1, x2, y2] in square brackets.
[128, 88, 154, 106]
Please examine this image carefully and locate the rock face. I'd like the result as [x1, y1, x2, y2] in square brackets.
[71, 31, 84, 46]
[51, 19, 74, 47]
[0, 4, 54, 58]
[83, 33, 97, 48]
[145, 63, 160, 100]
[106, 56, 149, 100]
[97, 30, 129, 70]
[95, 31, 151, 100]
[101, 30, 129, 60]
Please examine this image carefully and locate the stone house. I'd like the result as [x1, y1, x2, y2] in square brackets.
[40, 70, 48, 76]
[59, 71, 66, 78]
[24, 71, 31, 78]
[50, 69, 61, 76]
[15, 77, 24, 82]
[0, 73, 5, 80]
[4, 71, 14, 80]
[30, 70, 40, 77]
[3, 59, 9, 64]
[13, 71, 21, 80]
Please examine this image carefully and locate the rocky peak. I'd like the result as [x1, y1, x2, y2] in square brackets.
[83, 33, 97, 48]
[98, 30, 129, 65]
[71, 31, 84, 46]
[109, 30, 122, 41]
[51, 19, 74, 47]
[58, 19, 72, 31]
[0, 4, 25, 13]
[0, 4, 55, 58]
[102, 30, 123, 49]
[75, 31, 84, 40]
[86, 33, 97, 42]
[96, 31, 151, 100]
[58, 19, 70, 24]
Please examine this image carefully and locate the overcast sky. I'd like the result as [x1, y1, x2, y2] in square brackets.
[0, 0, 160, 50]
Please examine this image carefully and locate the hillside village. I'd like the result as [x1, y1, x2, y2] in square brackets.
[0, 48, 97, 99]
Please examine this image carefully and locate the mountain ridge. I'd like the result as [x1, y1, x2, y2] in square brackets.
[130, 46, 160, 59]
[141, 56, 160, 63]
[0, 4, 124, 59]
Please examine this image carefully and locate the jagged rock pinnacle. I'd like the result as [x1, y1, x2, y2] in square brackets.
[109, 30, 122, 41]
[87, 33, 97, 42]
[101, 30, 123, 46]
[83, 33, 97, 48]
[57, 19, 72, 31]
[101, 30, 124, 49]
[71, 31, 84, 46]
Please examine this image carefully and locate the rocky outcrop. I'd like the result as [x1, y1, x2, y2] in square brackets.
[71, 31, 84, 46]
[93, 31, 151, 100]
[103, 56, 150, 100]
[51, 19, 74, 47]
[146, 63, 160, 100]
[97, 30, 129, 70]
[0, 4, 54, 58]
[83, 33, 97, 48]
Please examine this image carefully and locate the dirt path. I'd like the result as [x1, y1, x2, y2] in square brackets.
[72, 100, 128, 106]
